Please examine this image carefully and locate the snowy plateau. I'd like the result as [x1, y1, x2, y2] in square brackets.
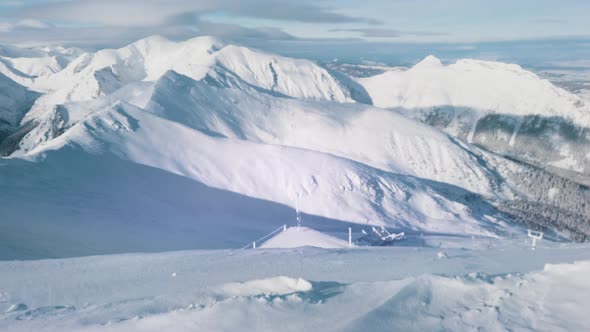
[0, 35, 590, 331]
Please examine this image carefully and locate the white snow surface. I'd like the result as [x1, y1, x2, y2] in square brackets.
[1, 242, 590, 331]
[260, 227, 350, 249]
[358, 56, 590, 127]
[219, 276, 313, 296]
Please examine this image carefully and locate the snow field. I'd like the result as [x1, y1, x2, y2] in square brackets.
[1, 244, 590, 331]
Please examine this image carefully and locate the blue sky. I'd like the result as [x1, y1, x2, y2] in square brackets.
[0, 0, 589, 62]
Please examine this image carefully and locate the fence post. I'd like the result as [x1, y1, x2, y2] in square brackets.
[348, 227, 352, 248]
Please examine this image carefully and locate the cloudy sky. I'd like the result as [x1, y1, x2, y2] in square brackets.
[0, 0, 589, 48]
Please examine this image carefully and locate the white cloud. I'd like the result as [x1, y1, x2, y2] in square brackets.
[17, 0, 380, 27]
[16, 19, 53, 29]
[0, 19, 52, 35]
[0, 23, 12, 33]
[0, 18, 297, 48]
[0, 0, 382, 46]
[330, 28, 448, 39]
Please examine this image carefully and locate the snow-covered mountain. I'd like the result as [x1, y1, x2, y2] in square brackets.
[2, 104, 520, 257]
[5, 36, 368, 155]
[27, 35, 357, 101]
[359, 56, 588, 122]
[1, 36, 589, 258]
[4, 92, 517, 256]
[0, 44, 83, 87]
[3, 247, 590, 331]
[358, 56, 590, 177]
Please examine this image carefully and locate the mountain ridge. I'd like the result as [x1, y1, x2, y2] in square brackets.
[0, 36, 589, 257]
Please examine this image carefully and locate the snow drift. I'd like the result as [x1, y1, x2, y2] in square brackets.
[1, 245, 590, 331]
[259, 227, 351, 249]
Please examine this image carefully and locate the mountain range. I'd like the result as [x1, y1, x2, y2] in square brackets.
[1, 36, 589, 259]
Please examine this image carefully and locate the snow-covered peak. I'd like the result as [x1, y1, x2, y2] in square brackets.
[128, 35, 223, 54]
[214, 45, 352, 101]
[127, 35, 174, 50]
[357, 57, 590, 176]
[413, 55, 443, 68]
[358, 56, 590, 126]
[182, 35, 225, 52]
[119, 35, 222, 74]
[0, 44, 83, 81]
[27, 35, 355, 104]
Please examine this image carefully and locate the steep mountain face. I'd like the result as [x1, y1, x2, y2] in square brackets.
[358, 56, 590, 177]
[1, 148, 327, 258]
[0, 73, 39, 142]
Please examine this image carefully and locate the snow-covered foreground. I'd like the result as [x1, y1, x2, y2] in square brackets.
[1, 241, 590, 332]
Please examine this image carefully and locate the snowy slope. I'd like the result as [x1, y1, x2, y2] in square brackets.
[15, 70, 507, 198]
[260, 227, 351, 249]
[0, 79, 534, 258]
[0, 106, 518, 258]
[142, 71, 501, 195]
[0, 58, 34, 87]
[1, 245, 590, 331]
[0, 147, 339, 259]
[24, 102, 513, 236]
[358, 56, 590, 176]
